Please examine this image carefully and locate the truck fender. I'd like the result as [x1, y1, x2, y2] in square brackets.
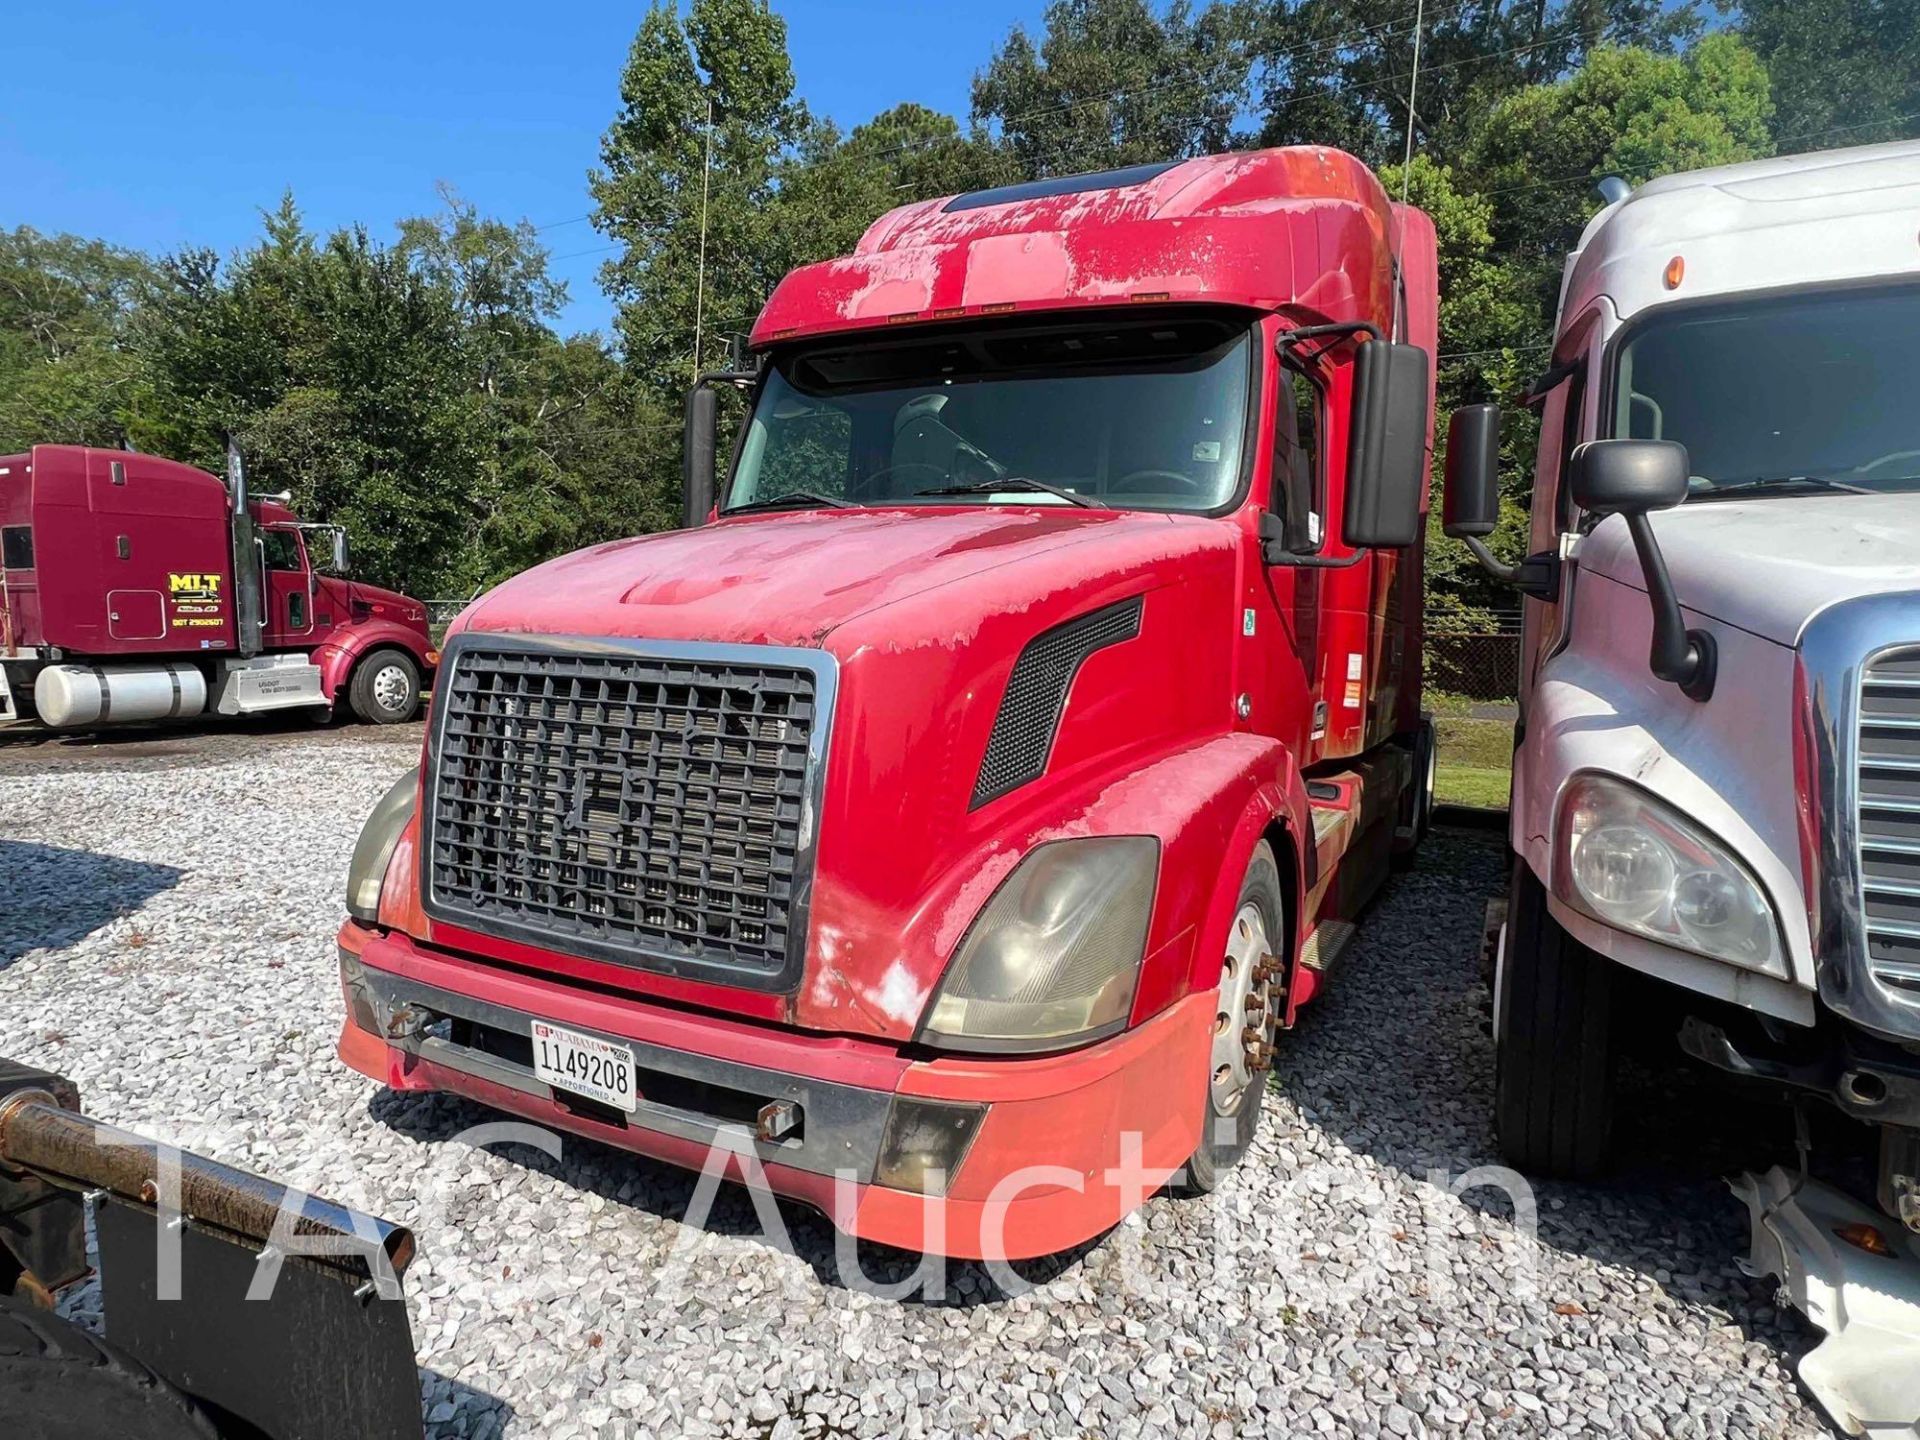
[1517, 600, 1819, 1019]
[1068, 733, 1310, 1028]
[1173, 757, 1311, 1011]
[313, 622, 434, 703]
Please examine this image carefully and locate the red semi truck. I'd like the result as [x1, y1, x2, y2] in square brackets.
[0, 443, 436, 729]
[337, 149, 1440, 1259]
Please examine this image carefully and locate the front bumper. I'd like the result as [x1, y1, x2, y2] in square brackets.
[336, 925, 1210, 1260]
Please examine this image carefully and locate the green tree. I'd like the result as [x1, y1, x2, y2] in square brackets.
[972, 0, 1254, 176]
[131, 196, 493, 595]
[1246, 0, 1702, 168]
[1461, 36, 1773, 321]
[1736, 0, 1920, 150]
[591, 0, 808, 393]
[0, 228, 156, 450]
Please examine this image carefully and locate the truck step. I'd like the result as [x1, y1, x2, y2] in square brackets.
[212, 656, 326, 716]
[1299, 919, 1356, 973]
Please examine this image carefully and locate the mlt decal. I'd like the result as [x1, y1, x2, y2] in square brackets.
[168, 572, 227, 628]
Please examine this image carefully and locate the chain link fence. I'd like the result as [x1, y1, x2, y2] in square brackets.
[1425, 613, 1524, 700]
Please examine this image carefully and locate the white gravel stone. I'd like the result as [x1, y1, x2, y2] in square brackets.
[0, 727, 1835, 1437]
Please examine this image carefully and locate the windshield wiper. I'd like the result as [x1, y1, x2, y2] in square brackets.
[1695, 475, 1872, 500]
[723, 489, 855, 514]
[911, 476, 1107, 510]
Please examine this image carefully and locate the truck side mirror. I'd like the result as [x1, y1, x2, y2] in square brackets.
[1342, 340, 1430, 549]
[331, 528, 351, 574]
[683, 384, 718, 529]
[1569, 438, 1714, 701]
[1568, 438, 1689, 515]
[1442, 404, 1501, 538]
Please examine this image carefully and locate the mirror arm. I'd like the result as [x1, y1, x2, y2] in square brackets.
[1622, 511, 1716, 702]
[1275, 320, 1383, 364]
[1258, 512, 1367, 568]
[1461, 535, 1518, 582]
[1461, 537, 1559, 602]
[1265, 544, 1367, 570]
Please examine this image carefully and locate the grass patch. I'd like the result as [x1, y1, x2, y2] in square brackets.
[1434, 713, 1513, 771]
[1433, 710, 1514, 811]
[1436, 763, 1511, 810]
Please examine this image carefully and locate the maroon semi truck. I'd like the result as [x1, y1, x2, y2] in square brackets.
[0, 443, 437, 729]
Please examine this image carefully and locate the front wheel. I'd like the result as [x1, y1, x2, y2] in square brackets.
[1494, 858, 1614, 1179]
[348, 650, 421, 725]
[1180, 842, 1287, 1193]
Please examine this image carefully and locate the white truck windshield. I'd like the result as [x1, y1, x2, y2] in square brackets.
[1612, 284, 1920, 500]
[726, 317, 1251, 514]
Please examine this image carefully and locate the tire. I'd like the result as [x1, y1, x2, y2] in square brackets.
[1494, 858, 1614, 1179]
[1180, 841, 1287, 1194]
[0, 1295, 219, 1440]
[348, 649, 421, 725]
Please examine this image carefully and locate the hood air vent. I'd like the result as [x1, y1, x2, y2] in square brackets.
[972, 597, 1144, 809]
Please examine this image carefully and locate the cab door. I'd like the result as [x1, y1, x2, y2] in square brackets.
[259, 526, 315, 650]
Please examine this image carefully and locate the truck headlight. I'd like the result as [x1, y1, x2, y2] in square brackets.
[346, 772, 418, 924]
[1554, 773, 1785, 977]
[918, 837, 1158, 1052]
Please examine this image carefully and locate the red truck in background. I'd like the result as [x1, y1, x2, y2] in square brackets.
[337, 148, 1440, 1259]
[0, 443, 437, 729]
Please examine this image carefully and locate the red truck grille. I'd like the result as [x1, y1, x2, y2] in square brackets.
[421, 637, 832, 991]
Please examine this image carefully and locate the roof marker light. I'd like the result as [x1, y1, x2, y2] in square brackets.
[1663, 255, 1685, 290]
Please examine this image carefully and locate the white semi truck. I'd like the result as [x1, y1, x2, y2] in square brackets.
[1442, 141, 1920, 1434]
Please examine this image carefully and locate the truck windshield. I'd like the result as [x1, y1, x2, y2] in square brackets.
[726, 316, 1251, 513]
[1612, 285, 1920, 499]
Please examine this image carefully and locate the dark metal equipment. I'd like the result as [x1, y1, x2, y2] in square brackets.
[0, 1058, 422, 1440]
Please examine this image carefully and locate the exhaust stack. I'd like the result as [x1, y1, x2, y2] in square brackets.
[226, 437, 263, 658]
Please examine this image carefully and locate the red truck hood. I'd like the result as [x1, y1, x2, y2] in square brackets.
[458, 505, 1171, 648]
[446, 504, 1241, 1040]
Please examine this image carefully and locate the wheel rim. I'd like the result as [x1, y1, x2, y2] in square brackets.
[1210, 901, 1277, 1116]
[372, 663, 412, 713]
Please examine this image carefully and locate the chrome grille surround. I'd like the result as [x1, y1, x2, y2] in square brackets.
[1801, 591, 1920, 1041]
[421, 633, 837, 993]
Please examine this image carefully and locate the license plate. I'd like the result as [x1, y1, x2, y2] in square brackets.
[530, 1020, 637, 1112]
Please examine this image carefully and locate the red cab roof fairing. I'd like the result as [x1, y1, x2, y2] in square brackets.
[750, 146, 1405, 348]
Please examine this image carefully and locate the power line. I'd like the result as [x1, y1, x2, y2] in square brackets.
[547, 242, 619, 263]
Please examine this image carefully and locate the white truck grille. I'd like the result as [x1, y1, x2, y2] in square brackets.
[1855, 649, 1920, 1003]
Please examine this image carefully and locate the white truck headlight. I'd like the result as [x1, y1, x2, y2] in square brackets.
[345, 772, 418, 924]
[918, 837, 1158, 1052]
[1554, 773, 1785, 977]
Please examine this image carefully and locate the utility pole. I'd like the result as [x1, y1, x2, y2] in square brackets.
[693, 98, 714, 383]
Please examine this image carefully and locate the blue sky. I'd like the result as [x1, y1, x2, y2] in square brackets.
[2, 1, 1047, 336]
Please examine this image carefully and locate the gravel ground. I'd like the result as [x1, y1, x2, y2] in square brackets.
[0, 726, 1834, 1439]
